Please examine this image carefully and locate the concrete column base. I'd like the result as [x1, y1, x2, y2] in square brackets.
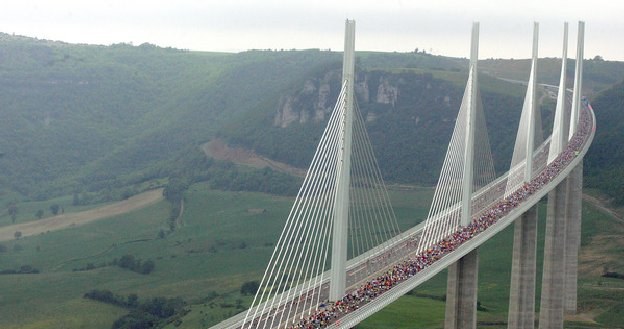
[508, 205, 538, 329]
[565, 162, 583, 313]
[538, 181, 568, 329]
[445, 248, 479, 329]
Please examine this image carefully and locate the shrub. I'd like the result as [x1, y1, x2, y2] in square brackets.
[240, 281, 260, 295]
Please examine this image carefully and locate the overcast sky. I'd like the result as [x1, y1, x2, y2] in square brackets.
[1, 0, 622, 60]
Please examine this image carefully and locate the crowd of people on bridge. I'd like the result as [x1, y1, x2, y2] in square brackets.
[282, 109, 592, 329]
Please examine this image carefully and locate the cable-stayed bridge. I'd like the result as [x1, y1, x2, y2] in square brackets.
[211, 20, 594, 329]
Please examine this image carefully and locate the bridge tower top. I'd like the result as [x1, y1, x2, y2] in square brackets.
[505, 22, 543, 196]
[548, 22, 569, 164]
[569, 21, 585, 140]
[524, 22, 539, 182]
[460, 22, 479, 226]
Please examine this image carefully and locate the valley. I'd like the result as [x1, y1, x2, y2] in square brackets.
[0, 34, 622, 329]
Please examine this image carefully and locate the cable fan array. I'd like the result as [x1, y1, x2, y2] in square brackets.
[348, 98, 401, 259]
[417, 70, 496, 254]
[504, 62, 545, 197]
[242, 81, 401, 329]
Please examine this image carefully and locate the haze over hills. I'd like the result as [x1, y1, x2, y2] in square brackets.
[0, 32, 623, 205]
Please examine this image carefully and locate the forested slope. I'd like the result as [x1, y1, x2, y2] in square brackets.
[0, 35, 339, 200]
[480, 57, 624, 94]
[0, 34, 229, 198]
[585, 79, 624, 205]
[220, 68, 528, 185]
[0, 33, 622, 205]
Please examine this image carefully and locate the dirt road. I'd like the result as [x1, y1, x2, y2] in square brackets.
[582, 193, 624, 223]
[0, 188, 164, 242]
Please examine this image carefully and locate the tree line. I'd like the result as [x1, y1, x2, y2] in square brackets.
[73, 254, 155, 275]
[83, 289, 187, 328]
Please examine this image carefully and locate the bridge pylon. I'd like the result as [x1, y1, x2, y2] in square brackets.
[539, 20, 585, 328]
[444, 22, 480, 329]
[508, 22, 541, 329]
[329, 18, 356, 303]
[564, 20, 585, 315]
[548, 22, 570, 164]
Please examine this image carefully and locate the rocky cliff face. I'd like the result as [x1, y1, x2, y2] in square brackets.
[272, 69, 463, 129]
[376, 76, 398, 106]
[273, 96, 298, 128]
[274, 71, 403, 128]
[273, 71, 340, 127]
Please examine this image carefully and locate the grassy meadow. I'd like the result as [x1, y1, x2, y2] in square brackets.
[0, 183, 622, 329]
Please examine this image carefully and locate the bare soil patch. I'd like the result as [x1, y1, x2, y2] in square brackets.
[566, 311, 600, 324]
[202, 139, 306, 177]
[0, 188, 164, 241]
[246, 208, 267, 214]
[580, 234, 624, 276]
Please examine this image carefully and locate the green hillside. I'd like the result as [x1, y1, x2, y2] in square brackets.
[0, 32, 622, 329]
[0, 34, 339, 202]
[0, 185, 622, 329]
[584, 79, 624, 205]
[219, 66, 530, 184]
[0, 34, 623, 207]
[480, 57, 624, 94]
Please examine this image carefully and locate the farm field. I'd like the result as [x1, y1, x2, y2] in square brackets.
[0, 184, 622, 329]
